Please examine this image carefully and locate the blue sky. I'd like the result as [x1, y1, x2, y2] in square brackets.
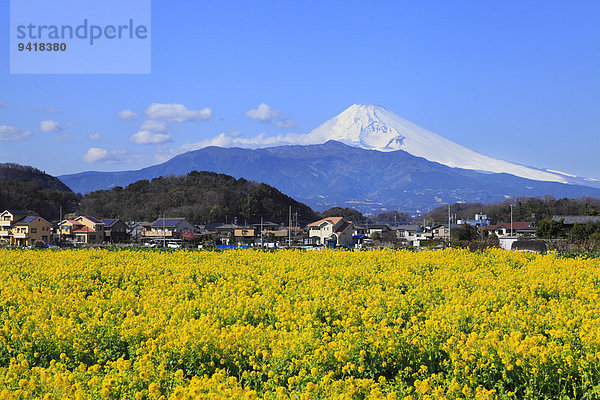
[1, 1, 599, 178]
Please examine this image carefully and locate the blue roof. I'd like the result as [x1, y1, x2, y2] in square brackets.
[151, 218, 186, 228]
[84, 216, 103, 223]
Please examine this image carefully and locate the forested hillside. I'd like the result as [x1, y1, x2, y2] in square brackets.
[424, 196, 600, 224]
[0, 164, 78, 220]
[78, 170, 319, 224]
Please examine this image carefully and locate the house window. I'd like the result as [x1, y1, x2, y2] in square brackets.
[3, 216, 10, 221]
[90, 235, 96, 240]
[31, 228, 37, 233]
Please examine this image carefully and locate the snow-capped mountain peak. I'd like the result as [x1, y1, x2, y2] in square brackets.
[308, 104, 581, 185]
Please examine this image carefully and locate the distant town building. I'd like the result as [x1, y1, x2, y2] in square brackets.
[142, 218, 196, 241]
[392, 225, 431, 247]
[431, 223, 463, 241]
[308, 217, 354, 247]
[488, 222, 535, 237]
[552, 215, 600, 227]
[457, 213, 490, 228]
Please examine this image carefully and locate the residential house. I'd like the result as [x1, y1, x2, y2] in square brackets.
[101, 218, 130, 243]
[59, 216, 105, 244]
[307, 217, 354, 247]
[431, 223, 464, 241]
[552, 215, 600, 229]
[392, 225, 432, 247]
[353, 223, 391, 238]
[488, 222, 535, 237]
[0, 210, 51, 246]
[142, 218, 195, 242]
[251, 221, 280, 232]
[234, 227, 256, 244]
[456, 213, 490, 228]
[204, 223, 241, 235]
[0, 210, 36, 244]
[58, 219, 79, 240]
[127, 221, 148, 241]
[203, 223, 243, 245]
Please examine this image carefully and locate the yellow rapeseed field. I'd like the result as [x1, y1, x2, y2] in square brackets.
[1, 248, 600, 399]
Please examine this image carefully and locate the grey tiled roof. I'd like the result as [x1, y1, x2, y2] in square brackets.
[552, 215, 600, 225]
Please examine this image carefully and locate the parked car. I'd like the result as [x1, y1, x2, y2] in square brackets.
[167, 242, 182, 249]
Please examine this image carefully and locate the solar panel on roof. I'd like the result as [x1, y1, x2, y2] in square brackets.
[151, 218, 184, 227]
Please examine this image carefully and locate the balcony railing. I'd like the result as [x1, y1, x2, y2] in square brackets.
[142, 231, 174, 237]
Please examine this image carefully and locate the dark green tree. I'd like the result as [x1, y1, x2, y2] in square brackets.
[536, 218, 563, 238]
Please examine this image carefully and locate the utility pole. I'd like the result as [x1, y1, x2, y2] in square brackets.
[162, 212, 166, 248]
[260, 217, 263, 248]
[58, 205, 62, 244]
[510, 204, 514, 236]
[448, 204, 451, 248]
[288, 206, 292, 247]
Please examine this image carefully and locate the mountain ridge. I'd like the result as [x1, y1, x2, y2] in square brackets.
[306, 104, 597, 187]
[61, 140, 600, 213]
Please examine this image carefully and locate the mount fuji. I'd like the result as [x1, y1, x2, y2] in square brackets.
[60, 105, 600, 213]
[305, 104, 597, 187]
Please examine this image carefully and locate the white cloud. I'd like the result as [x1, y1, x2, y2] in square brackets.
[82, 147, 128, 163]
[177, 130, 314, 153]
[83, 147, 108, 163]
[139, 120, 167, 132]
[53, 133, 73, 142]
[88, 133, 103, 141]
[40, 120, 63, 133]
[0, 125, 32, 141]
[244, 103, 299, 128]
[276, 119, 299, 129]
[144, 103, 212, 122]
[244, 103, 280, 123]
[27, 106, 60, 113]
[117, 109, 138, 120]
[129, 130, 171, 145]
